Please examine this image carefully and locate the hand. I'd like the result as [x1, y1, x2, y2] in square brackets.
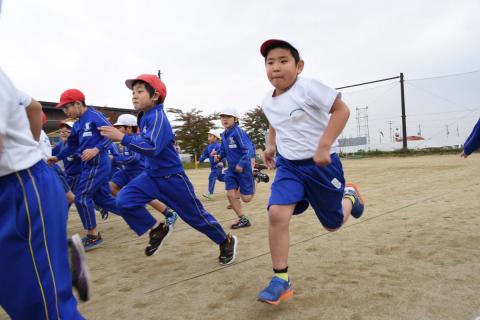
[235, 164, 243, 173]
[99, 126, 125, 142]
[47, 156, 59, 165]
[460, 151, 468, 158]
[210, 150, 217, 157]
[81, 148, 100, 161]
[263, 145, 276, 169]
[313, 145, 332, 166]
[213, 155, 221, 163]
[109, 154, 114, 160]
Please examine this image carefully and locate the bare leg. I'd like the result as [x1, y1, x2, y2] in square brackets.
[227, 189, 243, 218]
[149, 199, 167, 215]
[268, 204, 295, 269]
[109, 181, 120, 196]
[66, 191, 75, 204]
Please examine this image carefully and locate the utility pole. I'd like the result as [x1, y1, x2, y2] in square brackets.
[400, 73, 407, 150]
[417, 124, 422, 136]
[446, 125, 450, 138]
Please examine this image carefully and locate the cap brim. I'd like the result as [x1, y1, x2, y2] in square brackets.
[260, 39, 296, 57]
[56, 101, 68, 108]
[125, 79, 136, 90]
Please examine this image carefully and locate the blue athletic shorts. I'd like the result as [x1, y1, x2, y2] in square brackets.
[224, 168, 255, 196]
[268, 154, 345, 229]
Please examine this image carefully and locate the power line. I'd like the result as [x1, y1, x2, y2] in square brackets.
[404, 81, 476, 113]
[407, 69, 480, 81]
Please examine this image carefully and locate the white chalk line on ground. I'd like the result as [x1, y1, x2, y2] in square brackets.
[144, 189, 457, 295]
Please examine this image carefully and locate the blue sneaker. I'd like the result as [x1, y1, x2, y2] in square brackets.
[257, 276, 294, 305]
[82, 233, 104, 251]
[344, 183, 365, 218]
[165, 208, 178, 228]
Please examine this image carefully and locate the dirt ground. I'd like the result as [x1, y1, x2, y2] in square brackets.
[3, 154, 480, 320]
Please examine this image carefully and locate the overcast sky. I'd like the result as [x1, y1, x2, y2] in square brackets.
[1, 0, 479, 147]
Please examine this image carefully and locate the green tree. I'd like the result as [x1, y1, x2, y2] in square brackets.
[242, 105, 269, 150]
[167, 108, 217, 158]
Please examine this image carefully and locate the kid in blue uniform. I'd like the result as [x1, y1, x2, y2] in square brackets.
[0, 70, 85, 319]
[99, 74, 237, 264]
[48, 89, 119, 251]
[461, 117, 480, 158]
[257, 39, 365, 304]
[52, 120, 82, 205]
[215, 108, 256, 229]
[110, 113, 178, 227]
[198, 129, 224, 200]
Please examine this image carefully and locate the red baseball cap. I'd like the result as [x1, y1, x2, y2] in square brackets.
[125, 74, 167, 101]
[260, 39, 299, 57]
[56, 89, 85, 108]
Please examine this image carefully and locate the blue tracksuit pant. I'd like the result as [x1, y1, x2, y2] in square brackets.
[74, 156, 118, 231]
[116, 171, 227, 245]
[0, 161, 83, 319]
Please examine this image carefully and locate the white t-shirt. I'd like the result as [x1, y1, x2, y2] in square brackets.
[39, 130, 52, 160]
[0, 69, 43, 177]
[261, 77, 340, 160]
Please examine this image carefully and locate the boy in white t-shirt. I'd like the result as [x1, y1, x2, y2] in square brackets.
[257, 39, 365, 305]
[0, 68, 87, 318]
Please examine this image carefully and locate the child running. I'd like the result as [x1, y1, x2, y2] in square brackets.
[110, 113, 178, 228]
[99, 74, 237, 264]
[215, 108, 256, 229]
[257, 39, 365, 304]
[197, 128, 224, 200]
[0, 68, 85, 318]
[48, 89, 119, 250]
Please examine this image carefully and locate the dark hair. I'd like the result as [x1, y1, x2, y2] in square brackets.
[264, 44, 300, 64]
[132, 80, 165, 104]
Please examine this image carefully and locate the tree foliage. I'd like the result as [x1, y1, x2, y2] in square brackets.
[242, 106, 269, 150]
[167, 108, 218, 157]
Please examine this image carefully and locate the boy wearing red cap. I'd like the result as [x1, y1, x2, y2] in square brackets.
[48, 89, 119, 251]
[100, 74, 237, 264]
[256, 39, 365, 304]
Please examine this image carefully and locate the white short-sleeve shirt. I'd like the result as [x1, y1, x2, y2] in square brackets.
[39, 130, 52, 160]
[261, 77, 340, 160]
[0, 69, 43, 176]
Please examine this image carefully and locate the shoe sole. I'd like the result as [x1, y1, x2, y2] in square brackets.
[219, 235, 237, 266]
[70, 234, 91, 302]
[231, 223, 251, 229]
[148, 225, 173, 257]
[84, 239, 104, 252]
[259, 289, 294, 305]
[346, 182, 365, 205]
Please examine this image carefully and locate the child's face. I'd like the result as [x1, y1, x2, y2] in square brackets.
[265, 47, 304, 96]
[115, 126, 126, 134]
[62, 102, 82, 118]
[132, 83, 157, 111]
[220, 115, 235, 129]
[59, 127, 71, 141]
[208, 133, 217, 143]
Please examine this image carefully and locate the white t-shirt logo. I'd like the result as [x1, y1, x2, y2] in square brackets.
[290, 108, 307, 123]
